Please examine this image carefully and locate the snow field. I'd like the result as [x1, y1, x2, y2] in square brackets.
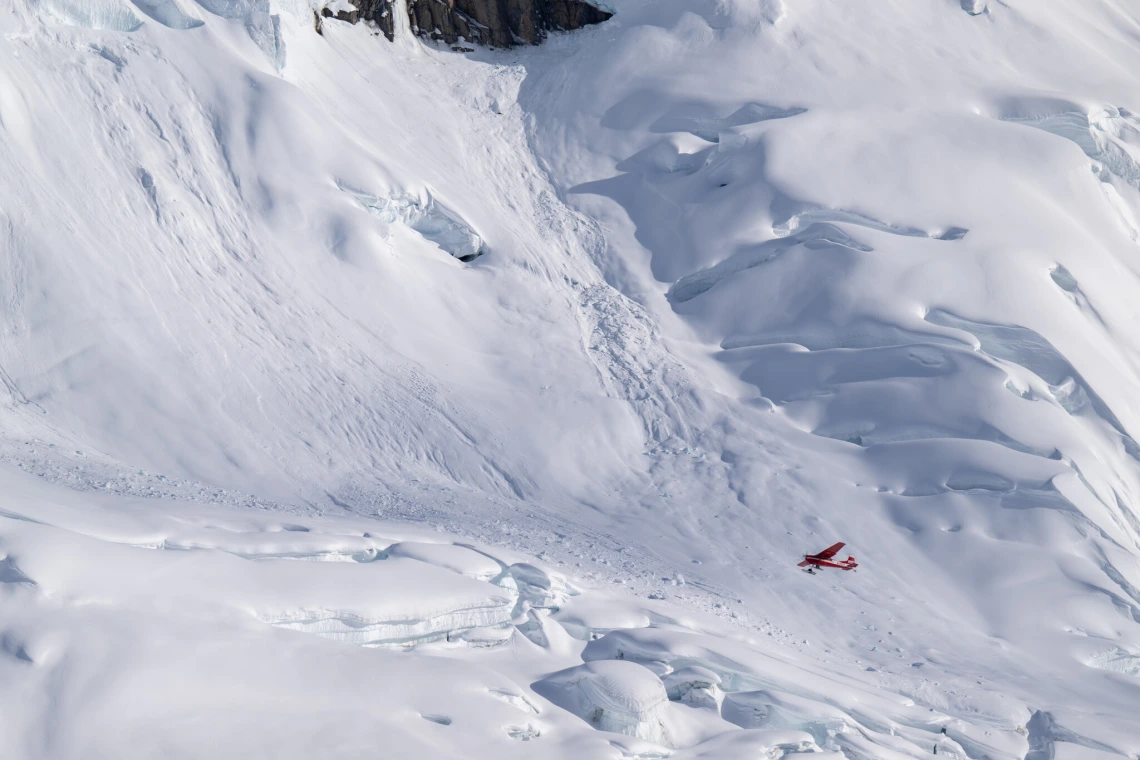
[0, 465, 1054, 759]
[1, 0, 1140, 755]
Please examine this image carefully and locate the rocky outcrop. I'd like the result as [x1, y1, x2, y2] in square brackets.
[345, 0, 397, 40]
[336, 0, 611, 46]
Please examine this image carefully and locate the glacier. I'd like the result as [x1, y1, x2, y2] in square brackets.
[0, 0, 1139, 756]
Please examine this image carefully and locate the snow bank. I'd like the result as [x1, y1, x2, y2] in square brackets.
[721, 690, 851, 747]
[163, 531, 390, 561]
[41, 0, 144, 30]
[385, 541, 503, 580]
[507, 562, 575, 611]
[258, 562, 516, 647]
[1086, 647, 1140, 677]
[553, 593, 654, 640]
[130, 0, 205, 28]
[1, 504, 515, 648]
[343, 186, 486, 261]
[534, 660, 673, 745]
[662, 665, 722, 708]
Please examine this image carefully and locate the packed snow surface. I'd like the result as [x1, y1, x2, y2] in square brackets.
[1, 0, 1140, 756]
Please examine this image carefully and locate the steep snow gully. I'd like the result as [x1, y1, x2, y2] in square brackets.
[2, 0, 1140, 757]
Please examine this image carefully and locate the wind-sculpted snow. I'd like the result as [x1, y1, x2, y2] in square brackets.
[194, 0, 260, 14]
[130, 0, 205, 28]
[721, 689, 851, 743]
[4, 0, 1140, 755]
[924, 309, 1138, 447]
[41, 0, 144, 30]
[168, 0, 287, 66]
[999, 100, 1140, 241]
[668, 223, 869, 304]
[1001, 104, 1140, 187]
[0, 467, 1053, 758]
[651, 103, 807, 143]
[1086, 647, 1140, 677]
[577, 626, 1031, 760]
[772, 208, 968, 241]
[520, 0, 1140, 752]
[506, 561, 577, 611]
[262, 596, 514, 646]
[960, 0, 986, 16]
[342, 185, 486, 261]
[5, 511, 517, 648]
[385, 541, 504, 580]
[535, 660, 674, 744]
[1024, 710, 1126, 760]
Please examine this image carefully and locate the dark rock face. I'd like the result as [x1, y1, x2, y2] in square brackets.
[351, 0, 398, 40]
[322, 5, 360, 23]
[346, 0, 610, 46]
[539, 0, 612, 36]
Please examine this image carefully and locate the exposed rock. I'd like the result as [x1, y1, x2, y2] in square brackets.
[349, 0, 397, 40]
[318, 0, 363, 24]
[330, 0, 611, 47]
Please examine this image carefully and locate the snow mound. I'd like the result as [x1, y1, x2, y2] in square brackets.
[773, 207, 967, 241]
[721, 690, 851, 747]
[385, 541, 503, 580]
[553, 594, 654, 640]
[652, 102, 806, 142]
[961, 0, 986, 16]
[130, 0, 204, 28]
[507, 562, 576, 611]
[579, 627, 1030, 760]
[1086, 647, 1140, 677]
[673, 730, 834, 760]
[488, 687, 540, 714]
[668, 222, 870, 304]
[260, 589, 513, 647]
[925, 309, 1133, 441]
[193, 0, 263, 18]
[162, 531, 390, 561]
[662, 665, 722, 708]
[40, 0, 144, 30]
[191, 0, 284, 68]
[1003, 105, 1140, 186]
[343, 185, 486, 262]
[0, 495, 515, 648]
[505, 723, 541, 740]
[534, 660, 673, 745]
[235, 558, 516, 646]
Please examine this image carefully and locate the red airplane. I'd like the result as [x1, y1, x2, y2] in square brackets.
[798, 542, 857, 574]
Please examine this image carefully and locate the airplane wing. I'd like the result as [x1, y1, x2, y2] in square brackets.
[814, 542, 845, 560]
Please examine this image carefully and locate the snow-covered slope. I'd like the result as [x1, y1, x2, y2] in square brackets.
[1, 0, 1140, 756]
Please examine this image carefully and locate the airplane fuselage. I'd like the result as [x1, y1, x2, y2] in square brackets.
[798, 542, 857, 572]
[801, 556, 858, 570]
